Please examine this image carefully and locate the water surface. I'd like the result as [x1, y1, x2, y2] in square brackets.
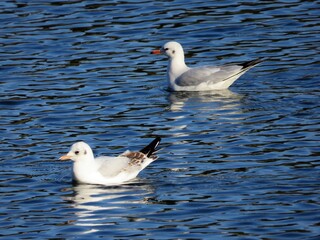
[0, 0, 319, 239]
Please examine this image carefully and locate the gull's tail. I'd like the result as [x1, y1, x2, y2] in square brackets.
[140, 137, 161, 159]
[240, 58, 264, 70]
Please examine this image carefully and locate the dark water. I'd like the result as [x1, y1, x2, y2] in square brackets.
[1, 0, 320, 239]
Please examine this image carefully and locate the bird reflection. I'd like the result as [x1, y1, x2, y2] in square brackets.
[168, 89, 243, 111]
[61, 180, 155, 231]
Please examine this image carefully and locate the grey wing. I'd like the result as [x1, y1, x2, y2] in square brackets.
[176, 65, 243, 86]
[96, 156, 130, 178]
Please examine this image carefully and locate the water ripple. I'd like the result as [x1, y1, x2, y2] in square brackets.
[0, 0, 319, 239]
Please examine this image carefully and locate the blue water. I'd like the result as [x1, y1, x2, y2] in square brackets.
[1, 0, 319, 239]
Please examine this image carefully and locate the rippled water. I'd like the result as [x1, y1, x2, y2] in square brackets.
[1, 0, 319, 239]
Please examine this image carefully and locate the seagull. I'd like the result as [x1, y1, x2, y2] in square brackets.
[151, 41, 262, 91]
[59, 137, 161, 185]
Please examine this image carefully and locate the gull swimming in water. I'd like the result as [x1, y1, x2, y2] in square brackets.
[59, 137, 161, 185]
[152, 41, 262, 91]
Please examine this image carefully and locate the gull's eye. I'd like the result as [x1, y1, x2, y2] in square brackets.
[164, 48, 169, 51]
[75, 151, 79, 155]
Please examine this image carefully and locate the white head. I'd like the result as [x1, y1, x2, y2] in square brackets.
[151, 41, 189, 88]
[60, 141, 94, 162]
[161, 41, 185, 59]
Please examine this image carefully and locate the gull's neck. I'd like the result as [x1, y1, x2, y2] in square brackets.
[167, 54, 189, 88]
[72, 152, 97, 183]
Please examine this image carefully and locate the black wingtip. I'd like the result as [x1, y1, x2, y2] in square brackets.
[240, 58, 264, 69]
[140, 137, 161, 157]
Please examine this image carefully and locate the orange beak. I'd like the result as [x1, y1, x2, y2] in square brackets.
[59, 155, 71, 161]
[151, 49, 162, 54]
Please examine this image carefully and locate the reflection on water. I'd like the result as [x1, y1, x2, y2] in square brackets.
[1, 0, 319, 239]
[60, 182, 157, 235]
[168, 89, 242, 111]
[70, 182, 153, 210]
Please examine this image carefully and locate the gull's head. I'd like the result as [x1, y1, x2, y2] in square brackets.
[152, 41, 185, 60]
[162, 41, 184, 58]
[60, 141, 93, 162]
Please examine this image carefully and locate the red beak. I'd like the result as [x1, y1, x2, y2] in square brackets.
[151, 49, 162, 54]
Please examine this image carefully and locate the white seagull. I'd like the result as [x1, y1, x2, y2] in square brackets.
[152, 41, 262, 91]
[59, 137, 161, 185]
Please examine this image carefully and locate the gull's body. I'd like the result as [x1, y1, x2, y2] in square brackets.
[60, 137, 161, 185]
[152, 41, 262, 91]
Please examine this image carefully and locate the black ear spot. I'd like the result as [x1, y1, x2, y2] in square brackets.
[172, 50, 175, 54]
[84, 150, 87, 155]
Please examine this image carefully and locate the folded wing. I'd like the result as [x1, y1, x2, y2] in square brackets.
[176, 65, 242, 86]
[176, 58, 263, 87]
[96, 156, 130, 178]
[97, 137, 161, 178]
